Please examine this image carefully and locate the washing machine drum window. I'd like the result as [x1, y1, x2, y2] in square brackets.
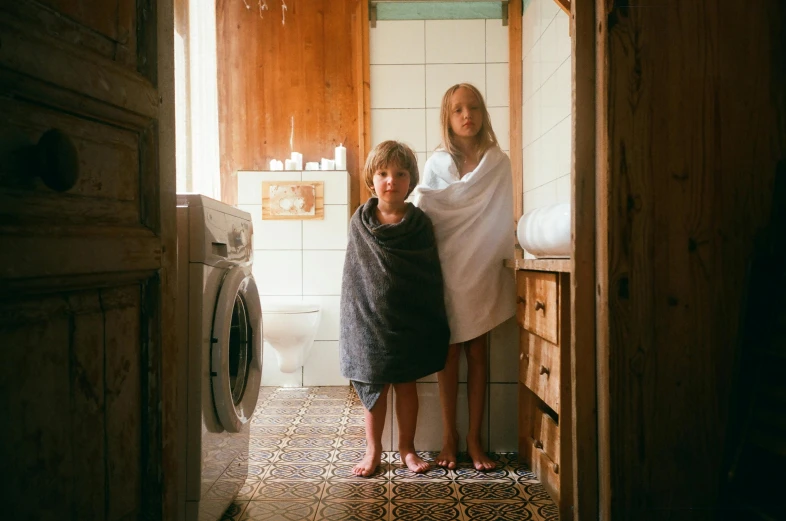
[211, 266, 262, 433]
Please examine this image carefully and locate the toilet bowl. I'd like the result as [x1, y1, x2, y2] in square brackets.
[262, 302, 321, 373]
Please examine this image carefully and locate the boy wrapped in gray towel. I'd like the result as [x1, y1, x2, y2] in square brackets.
[340, 140, 450, 476]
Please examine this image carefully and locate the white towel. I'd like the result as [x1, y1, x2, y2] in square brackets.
[413, 146, 516, 344]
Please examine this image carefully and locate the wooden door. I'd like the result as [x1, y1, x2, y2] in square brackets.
[0, 1, 177, 519]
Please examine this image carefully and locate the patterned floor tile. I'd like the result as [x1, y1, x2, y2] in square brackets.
[459, 501, 534, 521]
[253, 481, 325, 501]
[314, 500, 389, 521]
[218, 387, 558, 521]
[240, 499, 320, 521]
[391, 500, 462, 521]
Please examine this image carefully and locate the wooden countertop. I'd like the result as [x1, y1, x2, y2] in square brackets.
[504, 257, 572, 273]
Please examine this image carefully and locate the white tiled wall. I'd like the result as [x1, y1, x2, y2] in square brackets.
[370, 18, 510, 175]
[370, 18, 518, 453]
[521, 0, 572, 226]
[237, 170, 351, 388]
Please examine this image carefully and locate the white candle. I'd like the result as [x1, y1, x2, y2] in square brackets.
[285, 159, 297, 170]
[334, 143, 347, 170]
[290, 152, 303, 170]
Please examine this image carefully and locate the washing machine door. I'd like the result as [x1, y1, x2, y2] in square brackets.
[210, 265, 263, 433]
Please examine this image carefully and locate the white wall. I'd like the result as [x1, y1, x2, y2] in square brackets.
[521, 0, 572, 219]
[236, 170, 350, 388]
[369, 18, 519, 453]
[370, 19, 511, 171]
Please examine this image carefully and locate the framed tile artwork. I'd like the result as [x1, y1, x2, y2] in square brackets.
[261, 181, 324, 220]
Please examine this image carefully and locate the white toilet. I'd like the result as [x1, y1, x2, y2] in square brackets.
[262, 302, 322, 373]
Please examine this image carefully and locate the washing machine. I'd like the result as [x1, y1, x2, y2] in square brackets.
[176, 194, 263, 521]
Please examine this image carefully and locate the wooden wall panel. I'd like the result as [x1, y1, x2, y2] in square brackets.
[217, 0, 362, 208]
[597, 0, 786, 518]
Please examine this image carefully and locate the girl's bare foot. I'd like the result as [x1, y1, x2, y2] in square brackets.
[436, 431, 458, 469]
[352, 448, 382, 477]
[467, 441, 496, 471]
[401, 450, 430, 473]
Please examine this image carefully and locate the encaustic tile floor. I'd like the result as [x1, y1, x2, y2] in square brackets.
[218, 386, 559, 521]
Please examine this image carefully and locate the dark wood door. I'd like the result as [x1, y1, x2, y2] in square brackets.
[0, 1, 177, 519]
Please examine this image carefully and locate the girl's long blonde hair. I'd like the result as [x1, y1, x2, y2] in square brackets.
[439, 83, 498, 167]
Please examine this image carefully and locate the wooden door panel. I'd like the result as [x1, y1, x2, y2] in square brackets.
[0, 0, 175, 518]
[0, 97, 141, 207]
[2, 285, 147, 519]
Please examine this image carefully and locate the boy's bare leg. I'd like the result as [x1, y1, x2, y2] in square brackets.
[354, 385, 389, 477]
[466, 334, 495, 471]
[436, 343, 461, 469]
[393, 382, 430, 473]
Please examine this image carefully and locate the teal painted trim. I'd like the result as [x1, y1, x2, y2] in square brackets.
[522, 0, 533, 10]
[376, 2, 503, 20]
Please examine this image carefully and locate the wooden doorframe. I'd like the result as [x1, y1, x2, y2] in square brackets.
[571, 0, 600, 519]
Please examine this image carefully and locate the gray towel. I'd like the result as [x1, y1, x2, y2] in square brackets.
[340, 199, 450, 410]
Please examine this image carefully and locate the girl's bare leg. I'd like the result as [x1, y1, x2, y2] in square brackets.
[466, 334, 495, 471]
[436, 343, 461, 469]
[354, 385, 389, 477]
[393, 382, 430, 473]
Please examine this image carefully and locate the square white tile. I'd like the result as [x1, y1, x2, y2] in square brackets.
[303, 341, 347, 386]
[556, 173, 571, 204]
[425, 107, 442, 152]
[370, 65, 426, 109]
[416, 152, 427, 178]
[302, 205, 349, 250]
[370, 20, 425, 65]
[370, 108, 427, 152]
[489, 316, 520, 383]
[261, 346, 303, 387]
[425, 20, 486, 64]
[488, 384, 519, 452]
[302, 250, 344, 295]
[302, 294, 340, 341]
[239, 204, 302, 251]
[523, 180, 558, 214]
[488, 107, 510, 151]
[555, 10, 571, 61]
[301, 170, 349, 205]
[485, 63, 510, 108]
[253, 250, 302, 296]
[425, 63, 486, 108]
[485, 19, 509, 63]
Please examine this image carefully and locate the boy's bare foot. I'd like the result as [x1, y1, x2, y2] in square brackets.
[436, 432, 458, 469]
[401, 450, 430, 473]
[467, 441, 496, 471]
[352, 448, 382, 477]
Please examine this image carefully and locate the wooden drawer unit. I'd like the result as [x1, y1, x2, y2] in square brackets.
[519, 331, 561, 413]
[517, 268, 572, 519]
[516, 271, 560, 344]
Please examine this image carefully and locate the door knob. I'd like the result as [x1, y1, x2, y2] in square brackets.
[25, 129, 80, 192]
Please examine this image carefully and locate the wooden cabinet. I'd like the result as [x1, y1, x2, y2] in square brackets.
[516, 268, 573, 519]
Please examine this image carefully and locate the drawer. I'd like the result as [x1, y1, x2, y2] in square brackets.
[516, 271, 559, 345]
[519, 330, 561, 414]
[518, 389, 560, 465]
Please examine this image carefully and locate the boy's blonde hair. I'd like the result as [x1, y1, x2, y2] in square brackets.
[363, 140, 420, 197]
[439, 83, 498, 166]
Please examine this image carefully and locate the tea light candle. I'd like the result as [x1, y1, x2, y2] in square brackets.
[334, 143, 347, 170]
[284, 159, 298, 170]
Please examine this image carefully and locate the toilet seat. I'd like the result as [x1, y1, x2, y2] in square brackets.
[263, 302, 320, 314]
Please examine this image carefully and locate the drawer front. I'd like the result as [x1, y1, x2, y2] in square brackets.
[518, 432, 561, 504]
[516, 271, 559, 344]
[519, 330, 561, 414]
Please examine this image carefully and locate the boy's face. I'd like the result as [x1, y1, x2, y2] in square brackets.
[372, 163, 411, 206]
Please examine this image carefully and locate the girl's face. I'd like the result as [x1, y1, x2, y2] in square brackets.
[372, 163, 411, 206]
[448, 87, 483, 139]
